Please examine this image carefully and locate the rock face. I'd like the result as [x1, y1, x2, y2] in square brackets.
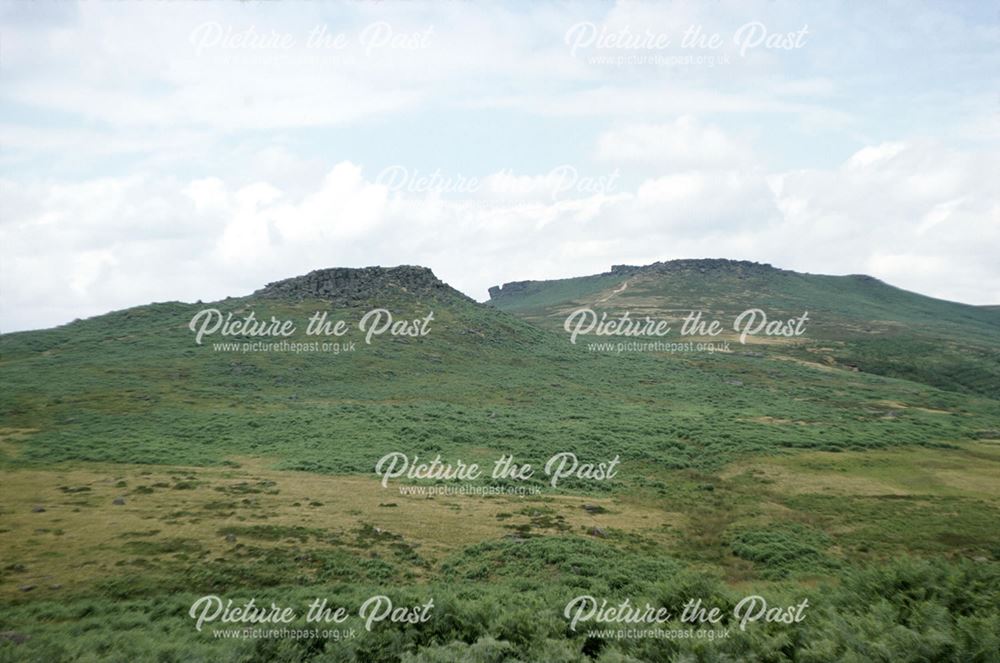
[255, 266, 472, 304]
[641, 258, 779, 278]
[487, 280, 533, 300]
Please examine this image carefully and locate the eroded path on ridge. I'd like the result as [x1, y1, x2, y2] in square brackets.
[597, 279, 629, 303]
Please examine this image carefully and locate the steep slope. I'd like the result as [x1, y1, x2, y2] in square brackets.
[3, 264, 998, 475]
[488, 259, 1000, 397]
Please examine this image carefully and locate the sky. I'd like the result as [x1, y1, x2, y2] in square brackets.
[1, 0, 999, 332]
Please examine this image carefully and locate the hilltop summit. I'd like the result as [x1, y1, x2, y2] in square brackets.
[255, 265, 472, 304]
[612, 258, 782, 277]
[485, 257, 1000, 397]
[488, 259, 781, 300]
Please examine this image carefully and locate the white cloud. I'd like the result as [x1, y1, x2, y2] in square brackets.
[2, 2, 999, 330]
[3, 137, 998, 332]
[597, 117, 752, 169]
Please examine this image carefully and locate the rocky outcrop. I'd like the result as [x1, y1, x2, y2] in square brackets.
[255, 266, 472, 304]
[641, 258, 779, 277]
[487, 280, 535, 300]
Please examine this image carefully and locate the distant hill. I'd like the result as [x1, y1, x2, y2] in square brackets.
[488, 259, 1000, 397]
[3, 263, 998, 475]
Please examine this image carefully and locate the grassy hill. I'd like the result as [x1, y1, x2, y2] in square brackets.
[488, 259, 1000, 397]
[1, 265, 999, 661]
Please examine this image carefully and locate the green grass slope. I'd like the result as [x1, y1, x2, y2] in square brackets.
[2, 265, 999, 661]
[488, 259, 1000, 397]
[3, 266, 998, 474]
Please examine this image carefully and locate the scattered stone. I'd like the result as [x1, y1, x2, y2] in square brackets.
[31, 505, 45, 513]
[18, 585, 36, 592]
[725, 379, 743, 386]
[112, 497, 126, 505]
[225, 534, 237, 543]
[49, 584, 62, 590]
[588, 527, 607, 538]
[582, 504, 607, 514]
[0, 631, 29, 645]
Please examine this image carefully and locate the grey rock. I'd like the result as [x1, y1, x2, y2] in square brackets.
[0, 631, 29, 645]
[255, 266, 470, 305]
[487, 280, 533, 300]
